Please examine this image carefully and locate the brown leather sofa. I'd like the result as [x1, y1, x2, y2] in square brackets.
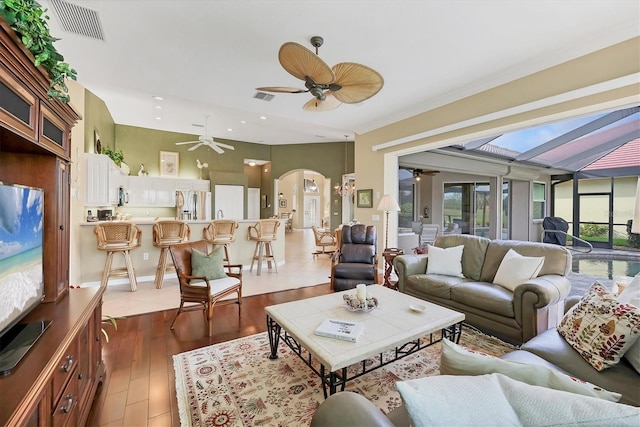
[331, 224, 378, 292]
[310, 296, 640, 427]
[394, 234, 572, 344]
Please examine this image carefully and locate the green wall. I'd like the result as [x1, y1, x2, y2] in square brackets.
[109, 123, 353, 225]
[84, 89, 115, 153]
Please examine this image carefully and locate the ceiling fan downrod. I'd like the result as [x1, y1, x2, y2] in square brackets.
[310, 36, 323, 55]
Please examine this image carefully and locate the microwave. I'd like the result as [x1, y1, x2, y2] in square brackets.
[97, 209, 112, 220]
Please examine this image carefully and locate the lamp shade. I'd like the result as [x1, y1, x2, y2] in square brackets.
[377, 194, 400, 212]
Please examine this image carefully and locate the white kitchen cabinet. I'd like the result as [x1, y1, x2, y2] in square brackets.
[175, 178, 210, 191]
[150, 177, 176, 206]
[127, 176, 176, 207]
[85, 153, 126, 206]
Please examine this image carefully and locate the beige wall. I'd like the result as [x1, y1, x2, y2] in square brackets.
[68, 80, 86, 286]
[355, 36, 640, 253]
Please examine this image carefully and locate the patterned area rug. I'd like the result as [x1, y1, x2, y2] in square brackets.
[173, 326, 515, 426]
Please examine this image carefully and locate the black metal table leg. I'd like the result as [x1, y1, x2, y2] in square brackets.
[266, 315, 281, 360]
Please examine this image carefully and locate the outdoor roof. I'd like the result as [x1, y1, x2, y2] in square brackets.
[446, 106, 640, 177]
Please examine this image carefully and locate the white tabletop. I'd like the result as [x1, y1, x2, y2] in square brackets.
[265, 285, 465, 371]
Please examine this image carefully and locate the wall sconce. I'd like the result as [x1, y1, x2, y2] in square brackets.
[278, 192, 284, 198]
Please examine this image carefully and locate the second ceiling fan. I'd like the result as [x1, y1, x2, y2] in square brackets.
[257, 36, 384, 111]
[175, 116, 234, 154]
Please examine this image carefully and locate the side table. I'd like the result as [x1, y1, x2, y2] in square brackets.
[382, 248, 404, 289]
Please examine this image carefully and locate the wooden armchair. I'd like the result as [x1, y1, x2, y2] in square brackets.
[169, 240, 242, 336]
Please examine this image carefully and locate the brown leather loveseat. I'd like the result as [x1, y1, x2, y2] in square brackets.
[394, 234, 572, 344]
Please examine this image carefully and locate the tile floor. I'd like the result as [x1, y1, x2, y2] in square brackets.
[102, 228, 335, 317]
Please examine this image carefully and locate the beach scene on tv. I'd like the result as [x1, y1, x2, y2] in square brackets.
[0, 184, 44, 334]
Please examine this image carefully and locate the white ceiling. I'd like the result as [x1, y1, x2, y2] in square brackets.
[39, 0, 639, 145]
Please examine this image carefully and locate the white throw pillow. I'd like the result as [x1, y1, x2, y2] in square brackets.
[440, 338, 621, 402]
[493, 248, 545, 291]
[618, 273, 640, 374]
[425, 245, 464, 278]
[396, 374, 640, 427]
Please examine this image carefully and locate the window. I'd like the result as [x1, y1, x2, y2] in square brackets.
[533, 182, 546, 220]
[398, 169, 415, 228]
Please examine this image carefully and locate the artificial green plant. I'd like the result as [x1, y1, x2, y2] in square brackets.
[0, 0, 76, 102]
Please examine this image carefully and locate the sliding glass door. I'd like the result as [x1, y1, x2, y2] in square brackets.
[443, 182, 490, 236]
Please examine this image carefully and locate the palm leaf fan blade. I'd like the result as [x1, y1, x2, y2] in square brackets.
[256, 86, 307, 93]
[303, 92, 341, 112]
[278, 42, 335, 84]
[331, 62, 384, 104]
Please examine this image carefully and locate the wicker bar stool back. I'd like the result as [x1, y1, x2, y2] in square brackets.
[247, 219, 280, 275]
[94, 222, 142, 291]
[203, 220, 238, 265]
[153, 220, 191, 289]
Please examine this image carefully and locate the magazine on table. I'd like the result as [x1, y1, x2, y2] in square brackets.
[314, 318, 364, 342]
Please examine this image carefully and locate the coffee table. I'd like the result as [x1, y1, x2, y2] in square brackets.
[265, 285, 465, 397]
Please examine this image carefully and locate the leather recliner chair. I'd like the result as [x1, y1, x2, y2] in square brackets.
[331, 224, 378, 292]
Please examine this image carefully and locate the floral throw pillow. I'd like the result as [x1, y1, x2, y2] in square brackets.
[557, 282, 640, 371]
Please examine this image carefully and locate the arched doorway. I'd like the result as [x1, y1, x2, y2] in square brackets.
[276, 169, 331, 229]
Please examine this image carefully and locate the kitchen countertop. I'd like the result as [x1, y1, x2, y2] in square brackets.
[80, 218, 282, 226]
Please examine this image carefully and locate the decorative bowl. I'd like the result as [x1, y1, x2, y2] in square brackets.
[343, 294, 379, 312]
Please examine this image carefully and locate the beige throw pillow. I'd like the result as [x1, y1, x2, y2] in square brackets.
[618, 273, 640, 373]
[425, 244, 464, 278]
[439, 339, 621, 401]
[557, 282, 640, 371]
[493, 249, 544, 292]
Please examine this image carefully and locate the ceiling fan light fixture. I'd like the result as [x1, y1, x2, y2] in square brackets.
[259, 37, 383, 111]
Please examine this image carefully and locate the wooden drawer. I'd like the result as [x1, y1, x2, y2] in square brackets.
[52, 372, 77, 427]
[52, 339, 78, 405]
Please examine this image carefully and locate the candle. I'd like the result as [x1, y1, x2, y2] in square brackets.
[356, 284, 367, 302]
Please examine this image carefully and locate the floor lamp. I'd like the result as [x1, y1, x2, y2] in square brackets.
[377, 194, 400, 250]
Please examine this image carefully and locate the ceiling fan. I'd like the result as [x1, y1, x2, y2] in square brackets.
[175, 116, 235, 154]
[256, 36, 384, 111]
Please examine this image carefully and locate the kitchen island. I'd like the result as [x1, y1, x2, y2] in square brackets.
[78, 218, 286, 287]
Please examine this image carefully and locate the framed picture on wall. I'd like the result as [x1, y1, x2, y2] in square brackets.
[159, 151, 179, 177]
[357, 189, 373, 208]
[279, 199, 287, 208]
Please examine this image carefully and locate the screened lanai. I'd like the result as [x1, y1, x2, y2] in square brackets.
[399, 105, 640, 249]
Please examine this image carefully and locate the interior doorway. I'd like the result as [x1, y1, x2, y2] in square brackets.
[304, 196, 320, 228]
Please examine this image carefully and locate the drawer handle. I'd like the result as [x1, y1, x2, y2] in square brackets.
[60, 394, 73, 413]
[61, 354, 74, 372]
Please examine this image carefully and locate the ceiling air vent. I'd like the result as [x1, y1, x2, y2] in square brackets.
[50, 0, 105, 41]
[254, 92, 275, 102]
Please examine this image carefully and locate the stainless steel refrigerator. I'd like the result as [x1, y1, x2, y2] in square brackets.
[176, 190, 211, 221]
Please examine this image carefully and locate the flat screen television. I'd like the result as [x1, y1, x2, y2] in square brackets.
[0, 182, 48, 375]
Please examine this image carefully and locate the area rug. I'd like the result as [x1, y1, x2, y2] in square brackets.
[173, 326, 515, 426]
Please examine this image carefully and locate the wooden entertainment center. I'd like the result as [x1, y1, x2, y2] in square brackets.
[0, 19, 104, 426]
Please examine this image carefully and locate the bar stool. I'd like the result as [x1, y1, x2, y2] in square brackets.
[94, 222, 141, 291]
[203, 220, 238, 265]
[153, 220, 191, 289]
[248, 219, 280, 275]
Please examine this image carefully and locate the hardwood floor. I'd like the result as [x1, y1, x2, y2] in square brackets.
[87, 284, 332, 426]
